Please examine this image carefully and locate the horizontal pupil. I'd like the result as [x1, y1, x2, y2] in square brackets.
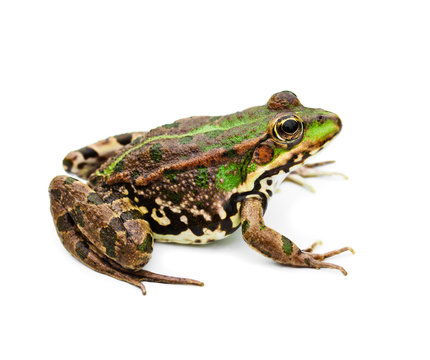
[281, 119, 299, 134]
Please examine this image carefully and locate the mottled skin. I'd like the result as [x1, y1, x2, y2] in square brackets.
[50, 91, 353, 294]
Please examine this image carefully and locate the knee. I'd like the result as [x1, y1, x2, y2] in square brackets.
[49, 175, 79, 194]
[116, 241, 152, 270]
[49, 175, 69, 190]
[112, 222, 154, 271]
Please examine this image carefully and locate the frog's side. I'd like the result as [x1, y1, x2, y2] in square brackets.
[50, 91, 353, 295]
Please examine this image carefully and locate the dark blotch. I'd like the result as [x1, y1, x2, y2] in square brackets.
[164, 169, 178, 182]
[57, 213, 75, 232]
[120, 209, 144, 221]
[71, 207, 85, 227]
[149, 143, 163, 162]
[79, 146, 98, 159]
[220, 217, 234, 234]
[162, 189, 183, 205]
[281, 235, 293, 256]
[64, 177, 77, 185]
[109, 217, 125, 232]
[115, 133, 132, 145]
[75, 241, 89, 260]
[89, 176, 101, 186]
[50, 189, 62, 202]
[137, 234, 153, 253]
[103, 191, 127, 204]
[113, 160, 124, 173]
[131, 136, 143, 145]
[132, 170, 140, 180]
[62, 158, 73, 172]
[100, 226, 118, 258]
[223, 149, 238, 158]
[87, 192, 104, 205]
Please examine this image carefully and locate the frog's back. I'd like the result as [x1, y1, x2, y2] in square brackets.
[95, 115, 217, 183]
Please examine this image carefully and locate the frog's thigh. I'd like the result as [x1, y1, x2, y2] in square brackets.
[49, 176, 153, 271]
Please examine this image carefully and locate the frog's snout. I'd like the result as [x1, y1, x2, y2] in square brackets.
[334, 114, 342, 130]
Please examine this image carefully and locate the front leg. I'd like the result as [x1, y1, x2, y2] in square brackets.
[240, 197, 354, 275]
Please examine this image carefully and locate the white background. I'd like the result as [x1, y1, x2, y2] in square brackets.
[1, 1, 429, 359]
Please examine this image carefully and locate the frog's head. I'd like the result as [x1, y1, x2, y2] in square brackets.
[244, 91, 342, 185]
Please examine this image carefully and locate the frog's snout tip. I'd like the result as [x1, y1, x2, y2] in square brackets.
[331, 113, 342, 132]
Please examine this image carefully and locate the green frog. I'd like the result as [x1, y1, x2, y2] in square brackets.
[49, 91, 353, 295]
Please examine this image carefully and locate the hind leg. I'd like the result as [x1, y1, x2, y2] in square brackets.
[49, 175, 203, 294]
[50, 196, 148, 293]
[63, 132, 145, 179]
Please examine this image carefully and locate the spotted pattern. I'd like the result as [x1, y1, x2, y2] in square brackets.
[149, 143, 163, 162]
[100, 226, 117, 258]
[70, 207, 85, 227]
[87, 192, 104, 205]
[56, 213, 74, 232]
[79, 146, 98, 159]
[54, 91, 339, 248]
[49, 91, 344, 293]
[281, 235, 293, 256]
[138, 234, 153, 253]
[115, 133, 132, 145]
[75, 241, 89, 260]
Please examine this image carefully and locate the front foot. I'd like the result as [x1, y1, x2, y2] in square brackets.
[284, 161, 348, 192]
[241, 198, 354, 277]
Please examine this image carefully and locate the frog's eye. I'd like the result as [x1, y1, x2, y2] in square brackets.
[273, 115, 303, 143]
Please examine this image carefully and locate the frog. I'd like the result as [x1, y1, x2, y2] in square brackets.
[49, 91, 354, 295]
